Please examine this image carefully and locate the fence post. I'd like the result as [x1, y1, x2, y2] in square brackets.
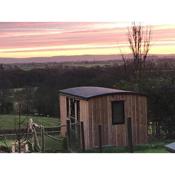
[18, 103, 21, 153]
[127, 117, 133, 153]
[66, 120, 71, 151]
[41, 126, 45, 153]
[98, 125, 102, 153]
[80, 121, 85, 152]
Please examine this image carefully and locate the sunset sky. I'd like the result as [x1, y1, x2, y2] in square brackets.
[0, 22, 175, 58]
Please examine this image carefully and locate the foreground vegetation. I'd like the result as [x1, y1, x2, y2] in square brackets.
[0, 135, 170, 153]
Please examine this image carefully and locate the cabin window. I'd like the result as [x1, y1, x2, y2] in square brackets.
[111, 101, 125, 125]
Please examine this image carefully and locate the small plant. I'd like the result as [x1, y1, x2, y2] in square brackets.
[0, 136, 11, 153]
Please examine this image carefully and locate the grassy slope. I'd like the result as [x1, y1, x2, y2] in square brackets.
[0, 114, 59, 129]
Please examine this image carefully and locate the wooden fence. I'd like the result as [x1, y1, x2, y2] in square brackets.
[0, 119, 135, 153]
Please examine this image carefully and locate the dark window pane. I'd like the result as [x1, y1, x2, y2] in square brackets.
[112, 101, 125, 124]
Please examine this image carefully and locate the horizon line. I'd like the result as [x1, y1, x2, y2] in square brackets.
[0, 53, 175, 59]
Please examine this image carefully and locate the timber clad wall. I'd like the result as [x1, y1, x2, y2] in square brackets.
[59, 92, 147, 150]
[87, 94, 147, 149]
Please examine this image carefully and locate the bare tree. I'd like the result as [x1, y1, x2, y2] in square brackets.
[119, 47, 127, 73]
[128, 22, 151, 79]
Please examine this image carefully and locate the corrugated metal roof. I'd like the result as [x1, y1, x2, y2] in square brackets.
[59, 86, 144, 99]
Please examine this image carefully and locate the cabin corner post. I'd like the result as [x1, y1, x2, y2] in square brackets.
[41, 126, 45, 153]
[80, 121, 85, 152]
[59, 95, 67, 137]
[66, 119, 71, 151]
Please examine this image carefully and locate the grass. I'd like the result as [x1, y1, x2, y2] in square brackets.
[134, 144, 168, 153]
[0, 138, 14, 147]
[0, 114, 60, 130]
[41, 135, 67, 153]
[85, 141, 170, 153]
[85, 146, 168, 153]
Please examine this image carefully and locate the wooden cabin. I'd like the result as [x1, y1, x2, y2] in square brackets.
[59, 86, 147, 150]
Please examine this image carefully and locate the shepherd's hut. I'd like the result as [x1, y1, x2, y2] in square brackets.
[59, 86, 147, 150]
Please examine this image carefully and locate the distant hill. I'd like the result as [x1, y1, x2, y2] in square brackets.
[0, 54, 175, 64]
[0, 55, 123, 64]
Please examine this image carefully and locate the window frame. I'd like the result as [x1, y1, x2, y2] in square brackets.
[111, 100, 125, 125]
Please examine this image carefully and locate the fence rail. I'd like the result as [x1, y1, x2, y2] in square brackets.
[0, 127, 61, 135]
[0, 127, 61, 141]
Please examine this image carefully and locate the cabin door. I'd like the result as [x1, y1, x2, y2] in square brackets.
[67, 97, 80, 151]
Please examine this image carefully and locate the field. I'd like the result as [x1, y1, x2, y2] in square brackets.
[0, 114, 60, 130]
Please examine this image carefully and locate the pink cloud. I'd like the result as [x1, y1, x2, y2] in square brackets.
[0, 23, 128, 50]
